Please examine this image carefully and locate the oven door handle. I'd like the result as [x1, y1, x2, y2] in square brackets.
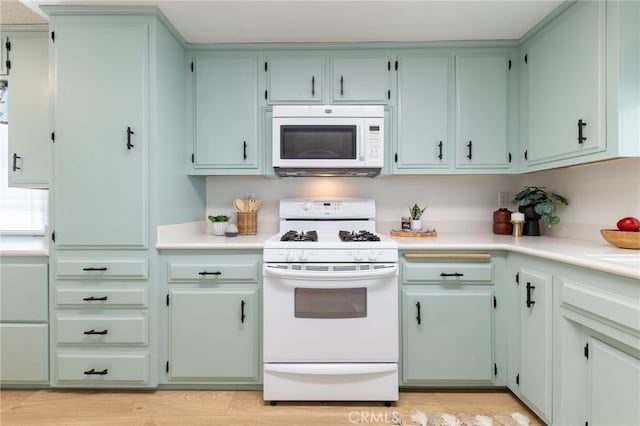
[264, 363, 397, 376]
[263, 265, 398, 281]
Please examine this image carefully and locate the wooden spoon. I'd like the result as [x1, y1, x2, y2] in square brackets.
[233, 199, 245, 212]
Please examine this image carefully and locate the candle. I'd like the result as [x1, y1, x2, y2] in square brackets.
[511, 212, 525, 222]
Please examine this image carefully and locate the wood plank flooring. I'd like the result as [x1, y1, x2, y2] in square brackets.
[1, 389, 543, 425]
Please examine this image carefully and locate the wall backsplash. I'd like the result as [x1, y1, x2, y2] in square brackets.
[206, 158, 640, 241]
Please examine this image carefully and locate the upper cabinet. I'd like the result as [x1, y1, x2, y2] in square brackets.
[265, 55, 323, 103]
[50, 18, 149, 249]
[520, 1, 639, 172]
[394, 53, 451, 171]
[329, 53, 391, 103]
[2, 28, 49, 188]
[524, 1, 606, 168]
[455, 54, 511, 170]
[189, 53, 261, 174]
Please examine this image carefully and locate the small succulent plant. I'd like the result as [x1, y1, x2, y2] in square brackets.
[409, 204, 427, 220]
[208, 215, 230, 222]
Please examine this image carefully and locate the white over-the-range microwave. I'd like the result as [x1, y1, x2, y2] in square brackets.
[272, 105, 384, 177]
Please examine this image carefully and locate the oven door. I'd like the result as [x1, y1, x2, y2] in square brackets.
[263, 264, 398, 363]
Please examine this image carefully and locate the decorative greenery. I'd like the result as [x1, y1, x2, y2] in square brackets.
[409, 204, 427, 220]
[208, 215, 230, 222]
[512, 186, 569, 225]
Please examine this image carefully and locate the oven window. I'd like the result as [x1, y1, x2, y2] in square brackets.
[294, 288, 367, 319]
[280, 125, 357, 160]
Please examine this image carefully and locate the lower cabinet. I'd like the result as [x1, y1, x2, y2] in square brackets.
[0, 258, 49, 385]
[517, 266, 553, 423]
[400, 252, 496, 386]
[162, 252, 262, 385]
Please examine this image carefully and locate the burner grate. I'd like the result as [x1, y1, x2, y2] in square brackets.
[280, 230, 318, 242]
[338, 230, 381, 242]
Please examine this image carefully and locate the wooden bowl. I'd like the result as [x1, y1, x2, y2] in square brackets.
[600, 229, 640, 249]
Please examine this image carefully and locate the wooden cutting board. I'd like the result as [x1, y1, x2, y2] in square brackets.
[390, 229, 438, 237]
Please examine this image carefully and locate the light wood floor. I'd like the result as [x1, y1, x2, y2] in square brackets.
[1, 389, 543, 425]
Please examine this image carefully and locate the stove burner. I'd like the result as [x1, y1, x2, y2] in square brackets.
[339, 230, 381, 242]
[280, 230, 318, 242]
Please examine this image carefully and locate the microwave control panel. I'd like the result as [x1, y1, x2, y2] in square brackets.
[366, 124, 382, 161]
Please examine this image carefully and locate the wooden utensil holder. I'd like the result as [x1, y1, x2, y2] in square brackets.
[237, 212, 257, 235]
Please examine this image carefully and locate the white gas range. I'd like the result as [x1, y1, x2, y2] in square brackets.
[262, 198, 399, 404]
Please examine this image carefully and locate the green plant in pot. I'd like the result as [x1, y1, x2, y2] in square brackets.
[512, 187, 569, 236]
[409, 203, 427, 231]
[208, 214, 230, 236]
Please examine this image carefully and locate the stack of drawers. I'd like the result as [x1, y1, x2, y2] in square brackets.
[52, 256, 152, 387]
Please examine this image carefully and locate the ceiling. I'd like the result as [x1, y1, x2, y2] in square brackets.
[18, 0, 563, 44]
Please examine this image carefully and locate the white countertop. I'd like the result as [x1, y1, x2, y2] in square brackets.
[157, 221, 640, 280]
[0, 235, 49, 257]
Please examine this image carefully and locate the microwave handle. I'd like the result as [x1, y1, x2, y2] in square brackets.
[359, 124, 365, 161]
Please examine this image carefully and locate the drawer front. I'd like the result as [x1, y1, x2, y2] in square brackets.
[0, 263, 48, 321]
[56, 352, 149, 383]
[56, 288, 148, 307]
[561, 278, 640, 333]
[0, 324, 49, 383]
[403, 262, 493, 284]
[168, 262, 258, 283]
[55, 258, 148, 280]
[56, 314, 148, 345]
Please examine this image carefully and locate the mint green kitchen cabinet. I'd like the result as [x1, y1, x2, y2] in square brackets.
[517, 266, 553, 423]
[330, 53, 391, 103]
[0, 33, 8, 75]
[401, 253, 496, 386]
[0, 258, 49, 385]
[50, 19, 148, 249]
[455, 55, 511, 170]
[3, 27, 49, 188]
[394, 54, 451, 171]
[162, 252, 262, 385]
[190, 54, 260, 174]
[265, 55, 323, 103]
[557, 262, 640, 426]
[523, 1, 606, 168]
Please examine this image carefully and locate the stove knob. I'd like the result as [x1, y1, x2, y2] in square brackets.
[368, 250, 378, 261]
[353, 250, 363, 262]
[299, 250, 309, 262]
[286, 250, 295, 262]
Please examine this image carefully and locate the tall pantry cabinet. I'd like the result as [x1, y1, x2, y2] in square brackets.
[44, 6, 204, 387]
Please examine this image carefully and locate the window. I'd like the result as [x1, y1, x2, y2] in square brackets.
[0, 86, 48, 235]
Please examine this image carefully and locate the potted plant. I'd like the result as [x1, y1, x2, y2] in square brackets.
[512, 186, 569, 236]
[207, 214, 230, 236]
[409, 203, 427, 231]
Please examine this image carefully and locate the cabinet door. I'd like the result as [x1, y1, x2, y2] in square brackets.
[169, 288, 259, 382]
[0, 34, 8, 75]
[52, 22, 148, 249]
[590, 338, 640, 426]
[526, 1, 605, 165]
[0, 324, 48, 383]
[266, 56, 323, 103]
[395, 54, 450, 171]
[0, 263, 48, 321]
[519, 267, 553, 422]
[331, 54, 390, 103]
[6, 31, 49, 188]
[456, 55, 510, 169]
[193, 55, 259, 171]
[403, 288, 494, 383]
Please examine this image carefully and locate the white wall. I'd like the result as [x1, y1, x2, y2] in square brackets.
[206, 158, 640, 240]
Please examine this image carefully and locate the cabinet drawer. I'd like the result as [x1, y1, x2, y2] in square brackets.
[168, 262, 258, 283]
[403, 262, 493, 284]
[55, 258, 148, 280]
[0, 263, 48, 321]
[0, 324, 48, 383]
[561, 278, 640, 333]
[56, 288, 148, 307]
[56, 314, 148, 345]
[56, 352, 149, 383]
